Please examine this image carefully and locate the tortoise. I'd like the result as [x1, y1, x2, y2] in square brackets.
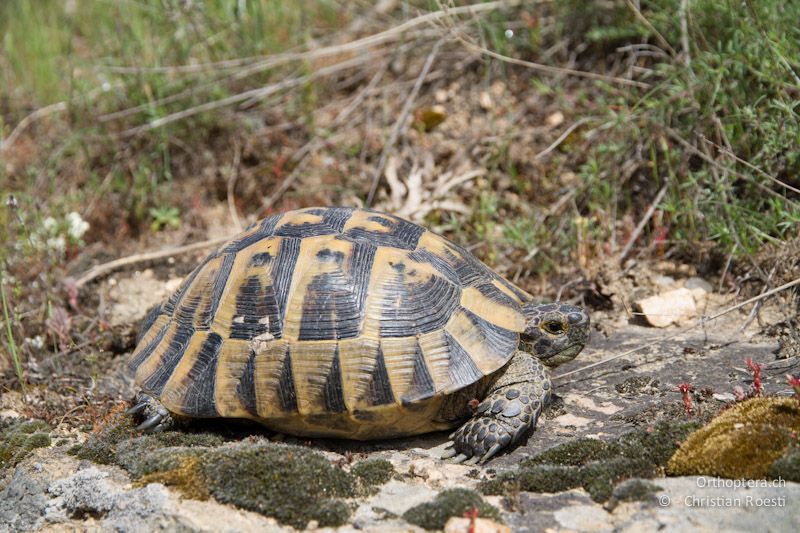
[127, 206, 589, 463]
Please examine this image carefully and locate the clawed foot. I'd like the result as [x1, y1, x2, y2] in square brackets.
[126, 392, 174, 432]
[441, 417, 513, 465]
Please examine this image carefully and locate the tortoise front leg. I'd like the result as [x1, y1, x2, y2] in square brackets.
[441, 351, 550, 464]
[126, 391, 174, 431]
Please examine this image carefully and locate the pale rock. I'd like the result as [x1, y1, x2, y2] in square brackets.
[545, 111, 565, 127]
[635, 287, 697, 327]
[479, 91, 493, 110]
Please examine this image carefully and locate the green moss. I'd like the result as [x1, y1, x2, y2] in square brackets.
[137, 455, 210, 500]
[351, 458, 394, 486]
[115, 432, 224, 478]
[667, 397, 800, 479]
[200, 440, 357, 529]
[523, 438, 620, 467]
[71, 413, 224, 470]
[69, 416, 138, 464]
[769, 446, 800, 482]
[306, 500, 353, 528]
[581, 457, 655, 502]
[480, 421, 699, 502]
[403, 488, 501, 530]
[0, 418, 51, 470]
[606, 478, 662, 510]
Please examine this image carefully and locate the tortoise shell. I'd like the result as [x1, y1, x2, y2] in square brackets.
[129, 207, 532, 439]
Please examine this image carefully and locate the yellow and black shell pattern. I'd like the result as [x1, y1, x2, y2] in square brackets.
[129, 207, 531, 439]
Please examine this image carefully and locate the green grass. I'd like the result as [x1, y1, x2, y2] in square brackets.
[1, 270, 25, 390]
[457, 0, 800, 269]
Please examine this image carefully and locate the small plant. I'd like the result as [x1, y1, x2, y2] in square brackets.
[787, 375, 800, 405]
[464, 506, 480, 533]
[676, 383, 694, 416]
[149, 206, 181, 231]
[745, 358, 763, 397]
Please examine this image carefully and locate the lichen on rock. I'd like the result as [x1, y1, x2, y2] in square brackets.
[667, 397, 800, 479]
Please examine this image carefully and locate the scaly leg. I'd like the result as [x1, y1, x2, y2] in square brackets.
[441, 351, 550, 464]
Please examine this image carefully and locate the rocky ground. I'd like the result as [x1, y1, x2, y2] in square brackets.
[2, 263, 800, 533]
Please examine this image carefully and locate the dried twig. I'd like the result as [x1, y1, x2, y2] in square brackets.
[699, 135, 800, 196]
[666, 129, 800, 208]
[101, 0, 520, 75]
[120, 54, 381, 137]
[0, 102, 67, 153]
[555, 276, 800, 383]
[618, 184, 668, 262]
[624, 0, 676, 56]
[227, 142, 243, 231]
[366, 38, 445, 206]
[74, 237, 229, 289]
[534, 117, 594, 160]
[455, 35, 650, 88]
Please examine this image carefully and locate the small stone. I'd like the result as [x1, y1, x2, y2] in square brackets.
[685, 277, 713, 293]
[479, 91, 493, 110]
[713, 392, 736, 402]
[635, 287, 697, 328]
[545, 111, 564, 127]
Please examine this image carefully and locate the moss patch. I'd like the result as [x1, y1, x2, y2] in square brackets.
[0, 418, 51, 470]
[200, 441, 357, 528]
[667, 397, 800, 479]
[769, 445, 800, 482]
[115, 432, 224, 477]
[71, 419, 360, 529]
[137, 455, 210, 500]
[480, 421, 699, 502]
[69, 416, 138, 464]
[351, 458, 394, 487]
[605, 478, 662, 510]
[403, 488, 500, 531]
[70, 414, 223, 468]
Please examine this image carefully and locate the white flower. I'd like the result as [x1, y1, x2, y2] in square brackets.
[26, 335, 45, 350]
[66, 211, 89, 240]
[46, 235, 66, 254]
[42, 216, 59, 234]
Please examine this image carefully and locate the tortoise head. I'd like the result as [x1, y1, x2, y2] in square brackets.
[519, 302, 590, 368]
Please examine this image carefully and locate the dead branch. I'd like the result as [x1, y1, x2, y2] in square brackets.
[618, 184, 668, 263]
[74, 237, 229, 289]
[454, 35, 651, 88]
[1, 102, 67, 153]
[120, 54, 383, 137]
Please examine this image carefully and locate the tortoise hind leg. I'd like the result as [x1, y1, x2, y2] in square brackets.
[126, 391, 174, 432]
[442, 351, 550, 464]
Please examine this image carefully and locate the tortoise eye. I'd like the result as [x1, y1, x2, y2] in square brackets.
[543, 321, 566, 335]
